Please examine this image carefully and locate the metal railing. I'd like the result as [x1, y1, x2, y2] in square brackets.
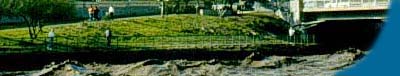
[0, 35, 316, 52]
[303, 0, 390, 9]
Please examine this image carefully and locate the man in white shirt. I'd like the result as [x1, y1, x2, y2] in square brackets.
[288, 27, 295, 43]
[289, 27, 295, 37]
[48, 29, 55, 50]
[105, 29, 112, 48]
[108, 6, 114, 19]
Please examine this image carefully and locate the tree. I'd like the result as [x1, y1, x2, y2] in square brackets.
[170, 0, 181, 13]
[0, 0, 17, 18]
[0, 0, 75, 39]
[211, 0, 237, 17]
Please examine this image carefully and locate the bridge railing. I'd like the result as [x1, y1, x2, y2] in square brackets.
[0, 35, 316, 52]
[303, 0, 390, 9]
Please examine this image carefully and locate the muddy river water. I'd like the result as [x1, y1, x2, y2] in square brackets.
[0, 47, 366, 76]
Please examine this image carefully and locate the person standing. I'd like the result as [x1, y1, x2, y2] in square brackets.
[47, 29, 56, 50]
[108, 5, 114, 19]
[88, 5, 95, 21]
[289, 27, 295, 37]
[105, 29, 112, 48]
[288, 27, 295, 43]
[94, 6, 101, 20]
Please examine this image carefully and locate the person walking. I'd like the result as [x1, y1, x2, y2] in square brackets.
[88, 5, 95, 21]
[47, 29, 56, 50]
[105, 29, 112, 48]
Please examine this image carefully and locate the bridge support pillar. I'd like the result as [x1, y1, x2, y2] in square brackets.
[290, 0, 303, 26]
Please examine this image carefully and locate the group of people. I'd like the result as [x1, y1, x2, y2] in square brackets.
[88, 5, 114, 21]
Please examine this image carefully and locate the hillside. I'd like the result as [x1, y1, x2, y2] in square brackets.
[0, 14, 292, 52]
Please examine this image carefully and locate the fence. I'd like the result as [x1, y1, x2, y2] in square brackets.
[303, 0, 390, 9]
[0, 35, 316, 52]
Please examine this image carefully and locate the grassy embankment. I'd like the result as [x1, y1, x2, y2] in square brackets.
[0, 14, 290, 52]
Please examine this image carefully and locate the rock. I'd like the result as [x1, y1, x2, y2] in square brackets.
[241, 53, 255, 66]
[209, 29, 215, 33]
[249, 61, 267, 68]
[200, 27, 206, 31]
[208, 59, 218, 64]
[250, 30, 258, 35]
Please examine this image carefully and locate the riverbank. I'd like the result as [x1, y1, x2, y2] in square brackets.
[0, 14, 298, 53]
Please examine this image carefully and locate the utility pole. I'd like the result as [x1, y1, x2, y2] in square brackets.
[158, 0, 169, 18]
[161, 1, 164, 18]
[196, 0, 200, 15]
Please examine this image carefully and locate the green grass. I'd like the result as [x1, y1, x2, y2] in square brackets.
[1, 14, 287, 37]
[0, 14, 293, 51]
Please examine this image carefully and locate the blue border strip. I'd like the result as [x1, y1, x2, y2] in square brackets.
[337, 1, 400, 75]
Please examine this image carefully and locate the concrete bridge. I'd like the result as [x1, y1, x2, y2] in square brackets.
[273, 0, 390, 29]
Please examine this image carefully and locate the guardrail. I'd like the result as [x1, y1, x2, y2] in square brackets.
[303, 0, 390, 9]
[0, 35, 316, 52]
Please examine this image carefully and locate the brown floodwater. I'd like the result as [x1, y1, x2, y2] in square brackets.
[0, 47, 366, 76]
